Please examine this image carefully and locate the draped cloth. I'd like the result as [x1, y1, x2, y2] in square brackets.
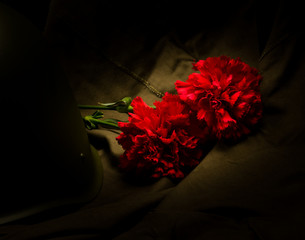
[1, 0, 304, 239]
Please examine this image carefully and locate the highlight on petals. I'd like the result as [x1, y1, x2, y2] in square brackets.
[116, 93, 208, 179]
[175, 56, 262, 140]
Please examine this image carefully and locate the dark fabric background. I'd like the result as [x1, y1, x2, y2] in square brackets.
[1, 0, 305, 239]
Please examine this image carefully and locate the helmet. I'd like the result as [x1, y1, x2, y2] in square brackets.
[0, 3, 103, 224]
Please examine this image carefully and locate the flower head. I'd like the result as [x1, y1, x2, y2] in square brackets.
[116, 93, 208, 179]
[175, 56, 262, 140]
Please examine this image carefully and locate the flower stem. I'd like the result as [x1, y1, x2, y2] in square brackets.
[92, 119, 120, 130]
[78, 104, 114, 110]
[83, 115, 121, 130]
[78, 104, 134, 113]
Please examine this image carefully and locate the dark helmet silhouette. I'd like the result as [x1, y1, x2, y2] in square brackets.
[0, 3, 103, 224]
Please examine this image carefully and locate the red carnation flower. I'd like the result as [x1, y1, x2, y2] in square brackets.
[116, 93, 208, 179]
[175, 56, 263, 140]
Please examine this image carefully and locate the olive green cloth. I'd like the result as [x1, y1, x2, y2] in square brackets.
[0, 0, 304, 239]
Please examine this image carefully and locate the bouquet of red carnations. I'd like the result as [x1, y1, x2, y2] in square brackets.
[80, 56, 263, 179]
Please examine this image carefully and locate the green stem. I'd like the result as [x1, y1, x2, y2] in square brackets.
[78, 104, 115, 110]
[89, 118, 120, 130]
[79, 104, 134, 113]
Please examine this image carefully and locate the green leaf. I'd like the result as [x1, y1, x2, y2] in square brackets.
[92, 110, 104, 119]
[83, 116, 97, 130]
[82, 110, 104, 130]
